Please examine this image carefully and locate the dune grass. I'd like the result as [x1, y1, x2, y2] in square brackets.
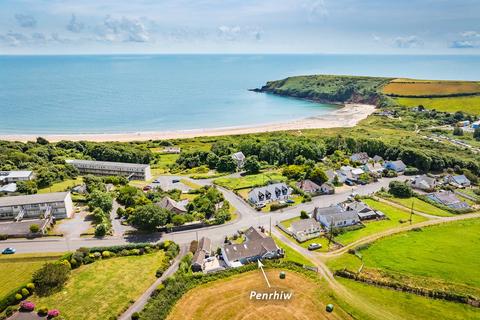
[33, 251, 167, 320]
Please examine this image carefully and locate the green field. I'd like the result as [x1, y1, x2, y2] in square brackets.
[0, 253, 63, 298]
[333, 199, 428, 245]
[33, 252, 167, 320]
[395, 95, 480, 114]
[336, 278, 480, 320]
[38, 177, 83, 194]
[329, 219, 480, 297]
[382, 196, 453, 217]
[271, 235, 314, 266]
[213, 172, 286, 190]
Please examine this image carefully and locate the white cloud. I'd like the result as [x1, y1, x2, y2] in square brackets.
[393, 35, 423, 48]
[14, 13, 37, 28]
[94, 16, 151, 42]
[66, 14, 85, 33]
[450, 30, 480, 49]
[217, 25, 263, 42]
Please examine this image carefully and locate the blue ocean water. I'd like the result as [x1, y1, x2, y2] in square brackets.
[0, 54, 479, 134]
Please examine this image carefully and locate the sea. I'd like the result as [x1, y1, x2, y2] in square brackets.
[0, 54, 479, 134]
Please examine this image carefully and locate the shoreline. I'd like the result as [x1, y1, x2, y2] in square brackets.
[0, 104, 376, 142]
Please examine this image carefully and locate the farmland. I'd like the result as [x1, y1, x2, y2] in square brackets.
[0, 253, 63, 298]
[383, 79, 480, 97]
[328, 219, 480, 297]
[394, 95, 480, 114]
[166, 270, 352, 320]
[32, 251, 167, 320]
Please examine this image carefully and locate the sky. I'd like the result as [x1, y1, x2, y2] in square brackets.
[0, 0, 479, 54]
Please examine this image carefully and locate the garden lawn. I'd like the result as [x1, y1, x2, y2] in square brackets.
[394, 96, 480, 114]
[275, 227, 332, 252]
[213, 172, 286, 190]
[0, 253, 63, 298]
[38, 177, 83, 194]
[271, 235, 314, 266]
[334, 199, 427, 246]
[384, 196, 453, 217]
[32, 251, 167, 320]
[336, 278, 480, 320]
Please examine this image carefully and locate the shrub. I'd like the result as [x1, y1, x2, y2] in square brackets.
[15, 293, 22, 301]
[102, 251, 112, 258]
[93, 252, 102, 259]
[0, 234, 7, 240]
[29, 224, 40, 233]
[26, 283, 35, 290]
[38, 306, 49, 316]
[270, 203, 288, 211]
[47, 309, 60, 318]
[95, 223, 108, 237]
[131, 312, 140, 320]
[83, 255, 94, 264]
[19, 301, 35, 311]
[388, 181, 413, 198]
[32, 262, 71, 296]
[5, 306, 15, 316]
[300, 210, 309, 219]
[21, 288, 30, 297]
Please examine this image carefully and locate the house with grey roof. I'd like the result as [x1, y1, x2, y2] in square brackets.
[427, 191, 470, 210]
[290, 218, 322, 242]
[248, 183, 291, 205]
[192, 237, 214, 273]
[313, 205, 360, 229]
[231, 151, 246, 169]
[296, 179, 321, 194]
[444, 175, 471, 188]
[0, 192, 74, 221]
[411, 175, 437, 191]
[0, 183, 18, 194]
[0, 171, 34, 184]
[343, 201, 385, 221]
[66, 159, 151, 181]
[384, 160, 406, 173]
[350, 152, 370, 164]
[221, 227, 283, 268]
[156, 196, 188, 214]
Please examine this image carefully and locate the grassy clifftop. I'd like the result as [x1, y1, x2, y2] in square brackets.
[254, 74, 392, 105]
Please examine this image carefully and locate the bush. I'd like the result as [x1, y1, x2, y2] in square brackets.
[47, 309, 60, 318]
[270, 203, 288, 211]
[21, 288, 30, 297]
[32, 262, 71, 296]
[388, 181, 413, 198]
[300, 210, 309, 219]
[102, 251, 112, 258]
[29, 224, 40, 233]
[38, 306, 49, 316]
[131, 312, 140, 320]
[5, 306, 14, 316]
[15, 293, 22, 301]
[26, 283, 35, 291]
[0, 234, 7, 240]
[19, 301, 35, 311]
[95, 223, 108, 237]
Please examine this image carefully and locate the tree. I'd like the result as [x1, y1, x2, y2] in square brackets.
[117, 185, 141, 207]
[16, 180, 38, 195]
[32, 262, 70, 296]
[388, 181, 413, 198]
[36, 137, 49, 145]
[206, 152, 219, 169]
[300, 210, 309, 219]
[87, 190, 113, 213]
[308, 167, 328, 185]
[282, 165, 306, 180]
[244, 156, 261, 174]
[216, 155, 237, 172]
[453, 126, 464, 136]
[128, 204, 169, 231]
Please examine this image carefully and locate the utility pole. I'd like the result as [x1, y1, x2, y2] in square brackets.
[269, 216, 272, 235]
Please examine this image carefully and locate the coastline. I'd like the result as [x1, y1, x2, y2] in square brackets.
[0, 104, 376, 142]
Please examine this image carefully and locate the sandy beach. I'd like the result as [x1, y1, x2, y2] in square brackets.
[0, 104, 376, 142]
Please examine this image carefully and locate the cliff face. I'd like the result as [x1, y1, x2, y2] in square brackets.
[252, 74, 392, 106]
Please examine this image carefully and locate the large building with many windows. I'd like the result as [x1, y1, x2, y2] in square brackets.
[0, 192, 74, 221]
[66, 159, 151, 180]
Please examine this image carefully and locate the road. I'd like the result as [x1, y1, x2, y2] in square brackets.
[1, 176, 407, 253]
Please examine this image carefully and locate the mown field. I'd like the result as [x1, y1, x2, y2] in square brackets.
[33, 251, 167, 320]
[166, 270, 352, 320]
[0, 253, 63, 298]
[333, 199, 427, 245]
[337, 278, 480, 320]
[328, 219, 480, 297]
[38, 177, 83, 194]
[383, 79, 480, 97]
[214, 172, 286, 190]
[394, 95, 480, 114]
[381, 196, 453, 217]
